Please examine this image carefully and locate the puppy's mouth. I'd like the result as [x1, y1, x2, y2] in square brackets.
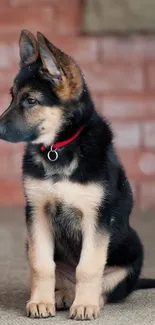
[0, 123, 38, 143]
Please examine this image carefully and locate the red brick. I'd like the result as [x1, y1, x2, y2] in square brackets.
[116, 149, 155, 181]
[81, 63, 144, 92]
[139, 152, 155, 176]
[10, 43, 20, 66]
[101, 37, 144, 63]
[0, 145, 21, 180]
[10, 0, 79, 8]
[0, 42, 19, 69]
[112, 122, 141, 148]
[143, 36, 155, 60]
[0, 147, 12, 180]
[10, 0, 52, 5]
[9, 144, 24, 177]
[0, 0, 9, 7]
[93, 94, 104, 113]
[0, 33, 30, 44]
[102, 94, 155, 121]
[0, 94, 11, 114]
[0, 8, 54, 35]
[0, 44, 14, 69]
[116, 149, 141, 180]
[146, 63, 155, 90]
[140, 182, 155, 209]
[56, 5, 81, 35]
[58, 37, 98, 63]
[100, 36, 155, 62]
[143, 122, 155, 148]
[0, 69, 18, 91]
[0, 182, 24, 206]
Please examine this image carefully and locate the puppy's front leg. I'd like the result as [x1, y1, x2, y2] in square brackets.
[70, 228, 109, 321]
[26, 203, 56, 318]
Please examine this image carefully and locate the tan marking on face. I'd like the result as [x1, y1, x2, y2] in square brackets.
[103, 267, 128, 293]
[19, 86, 31, 96]
[25, 105, 63, 145]
[16, 86, 31, 103]
[24, 89, 43, 101]
[14, 86, 43, 105]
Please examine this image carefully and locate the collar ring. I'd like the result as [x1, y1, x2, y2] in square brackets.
[47, 146, 58, 162]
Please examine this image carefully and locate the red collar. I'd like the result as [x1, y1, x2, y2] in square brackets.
[41, 126, 84, 153]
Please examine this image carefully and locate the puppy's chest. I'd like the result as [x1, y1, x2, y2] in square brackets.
[52, 202, 82, 260]
[24, 176, 103, 242]
[24, 176, 103, 263]
[25, 175, 103, 213]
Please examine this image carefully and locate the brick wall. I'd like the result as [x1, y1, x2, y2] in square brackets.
[0, 0, 155, 208]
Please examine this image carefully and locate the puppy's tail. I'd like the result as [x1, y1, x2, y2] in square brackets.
[135, 278, 155, 290]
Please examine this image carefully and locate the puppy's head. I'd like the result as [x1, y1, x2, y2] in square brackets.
[0, 30, 86, 145]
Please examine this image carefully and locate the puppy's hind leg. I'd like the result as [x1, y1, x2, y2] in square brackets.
[102, 263, 141, 303]
[102, 266, 128, 303]
[103, 228, 143, 303]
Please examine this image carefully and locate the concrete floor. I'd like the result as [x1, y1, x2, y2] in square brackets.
[0, 207, 154, 324]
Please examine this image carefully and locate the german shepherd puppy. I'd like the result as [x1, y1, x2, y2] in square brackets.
[0, 30, 154, 321]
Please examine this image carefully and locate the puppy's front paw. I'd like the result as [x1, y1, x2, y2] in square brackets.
[26, 301, 56, 318]
[69, 304, 100, 321]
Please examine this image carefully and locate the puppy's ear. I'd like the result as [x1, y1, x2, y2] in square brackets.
[19, 30, 38, 66]
[37, 32, 83, 101]
[37, 32, 61, 86]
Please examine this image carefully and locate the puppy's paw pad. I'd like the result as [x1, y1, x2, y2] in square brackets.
[69, 304, 100, 320]
[55, 289, 74, 310]
[26, 301, 56, 318]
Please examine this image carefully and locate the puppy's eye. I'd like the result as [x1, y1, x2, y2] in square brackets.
[27, 97, 37, 105]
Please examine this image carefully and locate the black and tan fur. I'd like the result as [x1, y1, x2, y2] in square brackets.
[0, 30, 154, 321]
